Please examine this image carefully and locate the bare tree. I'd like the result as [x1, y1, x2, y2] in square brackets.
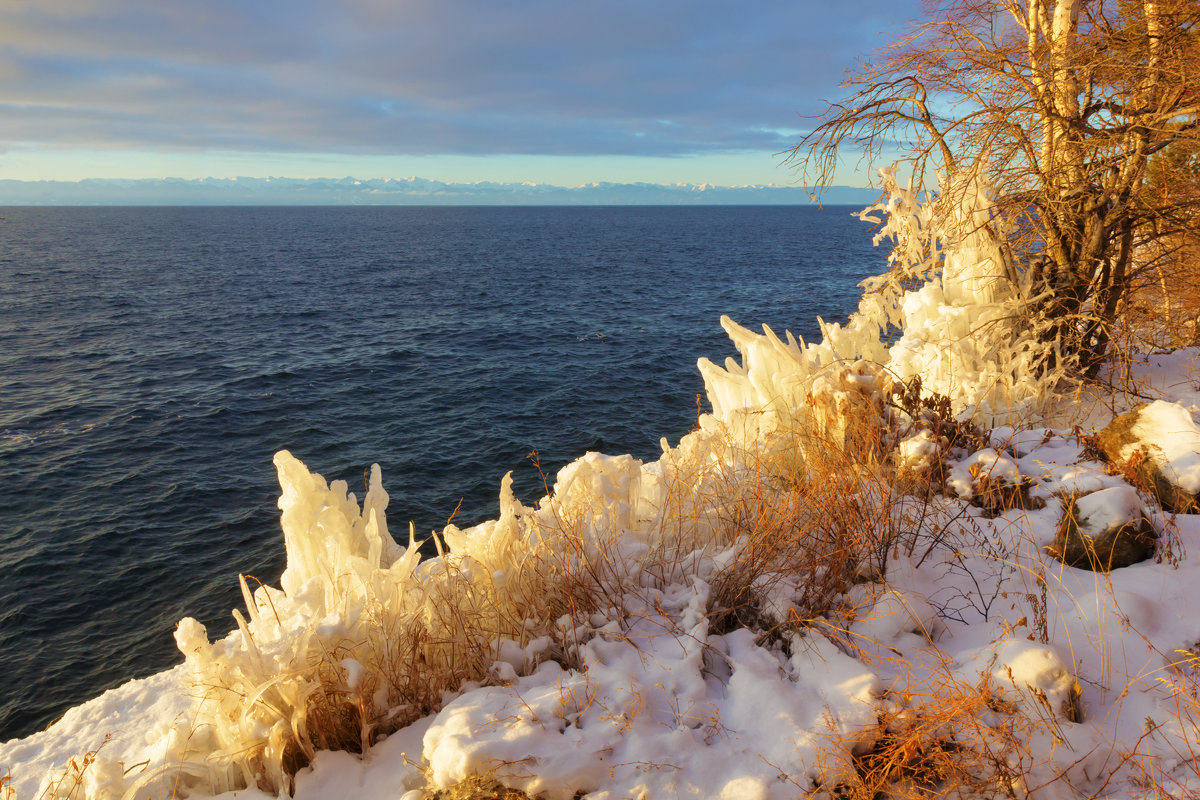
[790, 0, 1200, 376]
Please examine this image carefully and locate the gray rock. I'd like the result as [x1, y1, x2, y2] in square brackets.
[1049, 486, 1157, 571]
[1094, 402, 1200, 513]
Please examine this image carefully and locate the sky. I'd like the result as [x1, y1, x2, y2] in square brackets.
[0, 0, 923, 188]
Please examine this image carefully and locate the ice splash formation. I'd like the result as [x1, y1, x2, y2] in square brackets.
[700, 164, 1068, 442]
[20, 167, 1163, 800]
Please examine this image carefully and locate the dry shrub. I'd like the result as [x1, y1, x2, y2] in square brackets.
[517, 390, 900, 651]
[812, 670, 1037, 800]
[423, 775, 541, 800]
[703, 423, 898, 638]
[889, 376, 989, 460]
[688, 369, 996, 644]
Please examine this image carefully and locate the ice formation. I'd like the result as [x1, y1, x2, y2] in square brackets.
[699, 164, 1068, 438]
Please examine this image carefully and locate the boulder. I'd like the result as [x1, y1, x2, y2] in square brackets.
[1094, 401, 1200, 513]
[1048, 486, 1157, 571]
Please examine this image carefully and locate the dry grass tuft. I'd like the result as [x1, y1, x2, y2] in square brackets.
[813, 672, 1036, 800]
[27, 736, 114, 800]
[966, 461, 1045, 517]
[422, 775, 542, 800]
[703, 425, 898, 639]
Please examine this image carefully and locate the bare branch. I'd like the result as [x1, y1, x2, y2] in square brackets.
[787, 0, 1200, 374]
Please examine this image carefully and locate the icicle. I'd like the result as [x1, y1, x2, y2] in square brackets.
[239, 574, 259, 626]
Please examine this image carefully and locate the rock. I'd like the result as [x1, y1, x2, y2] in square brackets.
[1094, 401, 1200, 513]
[1048, 486, 1157, 571]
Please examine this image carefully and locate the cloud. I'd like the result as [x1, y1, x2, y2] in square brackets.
[0, 175, 882, 205]
[0, 0, 921, 158]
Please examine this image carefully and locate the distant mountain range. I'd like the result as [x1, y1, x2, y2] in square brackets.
[0, 176, 880, 206]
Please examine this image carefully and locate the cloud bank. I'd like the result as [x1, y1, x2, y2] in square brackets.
[0, 176, 880, 205]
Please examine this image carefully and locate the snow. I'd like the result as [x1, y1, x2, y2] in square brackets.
[416, 614, 880, 800]
[946, 448, 1021, 498]
[6, 172, 1200, 800]
[1127, 400, 1200, 494]
[1070, 486, 1147, 535]
[955, 638, 1079, 721]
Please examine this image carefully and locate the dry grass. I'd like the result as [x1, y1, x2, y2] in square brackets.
[422, 775, 542, 800]
[813, 671, 1038, 800]
[257, 381, 937, 795]
[26, 737, 113, 800]
[1107, 640, 1200, 799]
[701, 426, 899, 639]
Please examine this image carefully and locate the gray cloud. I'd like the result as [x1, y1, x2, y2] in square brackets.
[0, 175, 882, 205]
[0, 0, 921, 157]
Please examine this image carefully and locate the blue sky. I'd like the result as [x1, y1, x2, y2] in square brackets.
[0, 0, 921, 187]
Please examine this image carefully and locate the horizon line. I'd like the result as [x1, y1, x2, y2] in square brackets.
[0, 175, 881, 207]
[0, 175, 873, 189]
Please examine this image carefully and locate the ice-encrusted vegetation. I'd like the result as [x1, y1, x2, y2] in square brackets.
[6, 170, 1200, 800]
[700, 164, 1070, 433]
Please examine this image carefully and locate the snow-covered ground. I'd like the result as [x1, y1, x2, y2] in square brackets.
[6, 176, 1200, 800]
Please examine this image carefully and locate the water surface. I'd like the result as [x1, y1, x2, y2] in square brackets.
[0, 205, 885, 739]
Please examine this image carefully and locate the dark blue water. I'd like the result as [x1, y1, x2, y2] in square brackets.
[0, 205, 884, 741]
